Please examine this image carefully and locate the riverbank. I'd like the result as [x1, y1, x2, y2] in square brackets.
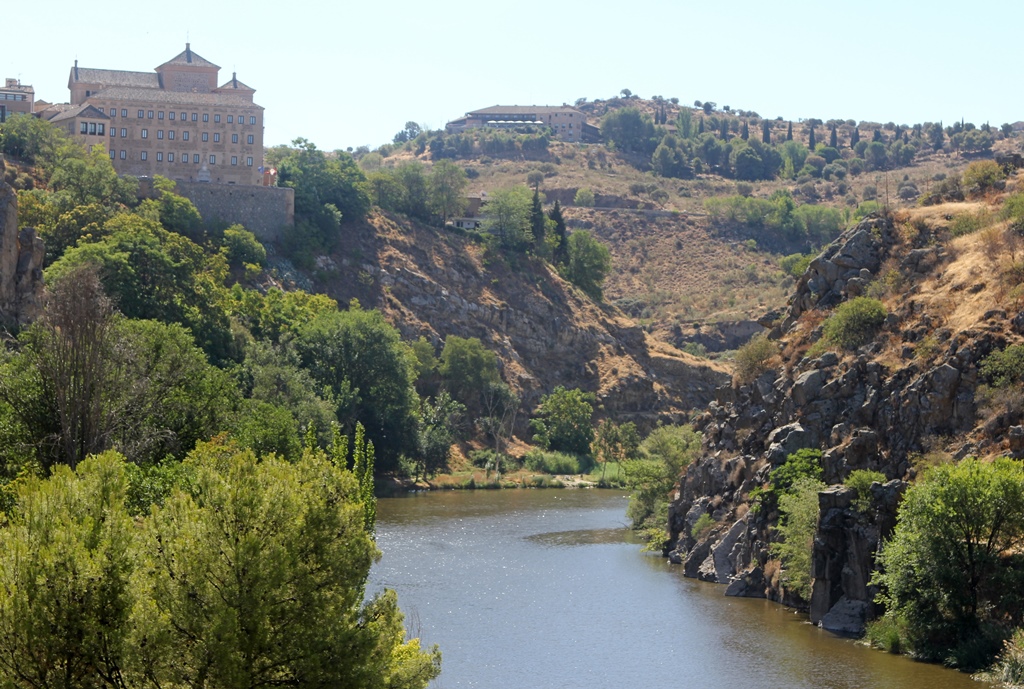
[379, 467, 620, 495]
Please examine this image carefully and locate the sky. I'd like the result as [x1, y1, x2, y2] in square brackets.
[5, 0, 1023, 152]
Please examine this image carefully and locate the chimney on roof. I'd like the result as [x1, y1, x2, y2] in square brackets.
[186, 43, 192, 64]
[74, 59, 78, 80]
[232, 71, 237, 87]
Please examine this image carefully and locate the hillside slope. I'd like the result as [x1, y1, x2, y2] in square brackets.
[309, 211, 729, 426]
[663, 180, 1024, 634]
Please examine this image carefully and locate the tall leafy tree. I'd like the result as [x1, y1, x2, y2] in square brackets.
[829, 125, 839, 148]
[530, 386, 595, 456]
[565, 230, 612, 301]
[549, 200, 569, 267]
[428, 159, 468, 225]
[529, 187, 547, 253]
[786, 121, 793, 141]
[807, 125, 816, 150]
[483, 186, 533, 250]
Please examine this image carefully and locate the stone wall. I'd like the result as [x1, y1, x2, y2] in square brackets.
[0, 158, 45, 326]
[150, 181, 294, 242]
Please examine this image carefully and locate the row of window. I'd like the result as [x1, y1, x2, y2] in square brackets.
[102, 107, 256, 126]
[109, 149, 254, 166]
[80, 122, 105, 135]
[112, 128, 254, 145]
[0, 93, 28, 101]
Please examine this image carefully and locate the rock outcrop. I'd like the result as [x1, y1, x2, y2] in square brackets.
[664, 214, 1012, 634]
[0, 158, 44, 326]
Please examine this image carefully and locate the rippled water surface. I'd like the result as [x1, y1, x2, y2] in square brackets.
[368, 489, 988, 689]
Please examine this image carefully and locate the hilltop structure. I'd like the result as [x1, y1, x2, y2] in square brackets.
[446, 105, 598, 142]
[45, 44, 264, 186]
[0, 79, 35, 123]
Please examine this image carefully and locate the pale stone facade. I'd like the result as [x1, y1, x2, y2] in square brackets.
[446, 105, 587, 142]
[61, 45, 264, 186]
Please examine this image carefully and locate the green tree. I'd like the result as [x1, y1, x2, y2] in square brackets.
[573, 187, 595, 207]
[873, 459, 1024, 667]
[530, 386, 595, 456]
[294, 303, 419, 472]
[771, 476, 825, 601]
[428, 158, 468, 225]
[593, 420, 640, 481]
[762, 120, 771, 144]
[601, 107, 656, 154]
[415, 392, 466, 479]
[438, 335, 500, 415]
[222, 224, 267, 267]
[549, 200, 569, 267]
[830, 125, 839, 148]
[394, 161, 430, 220]
[624, 425, 701, 532]
[483, 186, 533, 250]
[529, 187, 548, 253]
[786, 121, 793, 141]
[822, 297, 887, 349]
[565, 230, 612, 301]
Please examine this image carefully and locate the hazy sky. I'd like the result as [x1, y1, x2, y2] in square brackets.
[5, 0, 1022, 152]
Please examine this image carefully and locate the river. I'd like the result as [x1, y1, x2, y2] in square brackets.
[368, 489, 989, 689]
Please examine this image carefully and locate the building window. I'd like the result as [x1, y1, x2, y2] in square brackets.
[137, 110, 144, 118]
[193, 154, 200, 163]
[120, 128, 127, 138]
[158, 111, 164, 120]
[141, 151, 147, 161]
[191, 113, 198, 122]
[97, 124, 104, 135]
[209, 155, 215, 165]
[214, 114, 220, 123]
[180, 112, 186, 121]
[119, 150, 126, 160]
[183, 131, 189, 141]
[227, 115, 233, 123]
[141, 129, 148, 139]
[85, 90, 90, 97]
[89, 122, 98, 135]
[109, 150, 115, 159]
[157, 130, 164, 140]
[169, 131, 175, 140]
[121, 109, 127, 118]
[213, 133, 220, 143]
[157, 152, 163, 162]
[231, 156, 237, 165]
[247, 135, 254, 144]
[232, 134, 238, 144]
[110, 127, 115, 137]
[246, 157, 253, 166]
[238, 112, 244, 122]
[168, 153, 174, 162]
[169, 112, 175, 121]
[202, 113, 209, 122]
[202, 132, 209, 142]
[80, 122, 88, 134]
[147, 111, 154, 119]
[249, 116, 256, 125]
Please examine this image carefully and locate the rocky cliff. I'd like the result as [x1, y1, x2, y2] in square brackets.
[0, 157, 44, 327]
[313, 212, 730, 426]
[665, 207, 1022, 634]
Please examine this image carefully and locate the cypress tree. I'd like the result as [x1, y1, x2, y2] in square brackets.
[850, 128, 860, 147]
[830, 125, 838, 148]
[873, 128, 883, 142]
[762, 120, 771, 144]
[808, 125, 816, 150]
[786, 121, 793, 141]
[530, 187, 546, 252]
[698, 117, 705, 134]
[549, 200, 569, 267]
[720, 118, 729, 140]
[741, 121, 749, 140]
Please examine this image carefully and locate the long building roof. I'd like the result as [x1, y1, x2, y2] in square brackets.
[71, 67, 161, 89]
[467, 105, 582, 116]
[90, 86, 262, 108]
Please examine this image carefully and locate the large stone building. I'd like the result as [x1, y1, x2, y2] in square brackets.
[0, 78, 35, 123]
[55, 44, 264, 185]
[446, 105, 593, 142]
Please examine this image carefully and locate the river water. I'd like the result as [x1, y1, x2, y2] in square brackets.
[368, 489, 988, 689]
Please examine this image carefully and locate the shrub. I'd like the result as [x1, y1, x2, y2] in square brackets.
[222, 224, 267, 267]
[994, 628, 1024, 687]
[691, 512, 715, 539]
[821, 297, 887, 349]
[866, 615, 906, 654]
[771, 475, 825, 601]
[963, 159, 1006, 196]
[734, 333, 778, 384]
[844, 469, 886, 512]
[574, 187, 595, 207]
[780, 252, 813, 278]
[523, 449, 582, 475]
[949, 210, 993, 237]
[980, 344, 1024, 387]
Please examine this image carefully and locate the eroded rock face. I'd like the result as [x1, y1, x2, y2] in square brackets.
[0, 159, 45, 326]
[664, 215, 994, 635]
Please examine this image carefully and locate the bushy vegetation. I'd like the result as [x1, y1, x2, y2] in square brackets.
[844, 469, 887, 512]
[821, 297, 887, 349]
[872, 459, 1024, 669]
[523, 449, 586, 475]
[704, 190, 846, 249]
[530, 386, 595, 456]
[624, 425, 701, 536]
[734, 333, 779, 384]
[771, 475, 825, 601]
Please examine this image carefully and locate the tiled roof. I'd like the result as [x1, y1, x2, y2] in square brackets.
[468, 105, 581, 116]
[158, 44, 219, 70]
[47, 104, 110, 123]
[88, 86, 262, 109]
[217, 75, 255, 92]
[71, 68, 161, 89]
